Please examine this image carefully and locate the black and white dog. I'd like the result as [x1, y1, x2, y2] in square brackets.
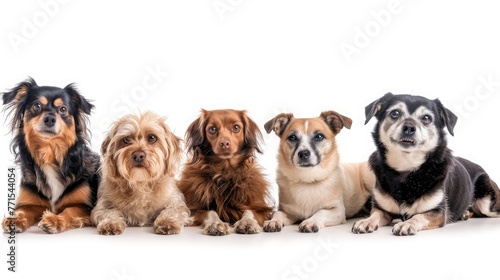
[352, 93, 500, 236]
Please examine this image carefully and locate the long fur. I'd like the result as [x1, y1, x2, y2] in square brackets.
[1, 77, 100, 234]
[177, 109, 273, 235]
[91, 112, 189, 235]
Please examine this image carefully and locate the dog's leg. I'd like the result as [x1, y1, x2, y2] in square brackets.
[2, 186, 50, 233]
[471, 174, 500, 218]
[352, 207, 392, 234]
[392, 210, 445, 236]
[202, 210, 230, 236]
[92, 208, 127, 235]
[38, 184, 96, 234]
[39, 205, 91, 234]
[263, 211, 295, 232]
[234, 210, 261, 234]
[154, 201, 190, 235]
[299, 207, 346, 233]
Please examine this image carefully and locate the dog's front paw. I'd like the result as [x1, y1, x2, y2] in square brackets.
[352, 219, 378, 234]
[2, 212, 29, 233]
[298, 220, 319, 233]
[263, 220, 283, 233]
[234, 218, 261, 234]
[154, 217, 182, 235]
[203, 221, 230, 236]
[38, 211, 64, 234]
[97, 219, 126, 235]
[392, 221, 417, 236]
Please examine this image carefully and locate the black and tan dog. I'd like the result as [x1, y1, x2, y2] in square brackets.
[352, 93, 500, 236]
[2, 78, 100, 234]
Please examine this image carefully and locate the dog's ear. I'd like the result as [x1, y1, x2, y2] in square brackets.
[64, 83, 94, 115]
[264, 113, 294, 137]
[100, 124, 121, 179]
[2, 77, 36, 106]
[159, 121, 182, 177]
[434, 99, 458, 136]
[241, 111, 263, 154]
[320, 111, 352, 134]
[185, 110, 207, 151]
[365, 92, 393, 125]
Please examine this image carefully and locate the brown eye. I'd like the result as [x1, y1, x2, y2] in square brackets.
[32, 102, 42, 113]
[208, 126, 217, 134]
[390, 110, 400, 119]
[232, 125, 241, 133]
[422, 115, 432, 124]
[59, 106, 68, 115]
[148, 134, 157, 144]
[123, 136, 132, 144]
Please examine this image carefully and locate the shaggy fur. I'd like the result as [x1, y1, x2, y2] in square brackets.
[2, 78, 100, 234]
[177, 109, 273, 236]
[91, 112, 189, 235]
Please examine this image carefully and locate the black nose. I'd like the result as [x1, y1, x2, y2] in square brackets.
[403, 123, 416, 135]
[132, 151, 146, 163]
[43, 115, 56, 127]
[298, 150, 310, 159]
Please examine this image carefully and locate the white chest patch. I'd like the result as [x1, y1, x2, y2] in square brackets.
[41, 164, 66, 212]
[373, 188, 444, 217]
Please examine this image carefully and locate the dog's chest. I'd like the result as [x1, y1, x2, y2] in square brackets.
[40, 164, 66, 212]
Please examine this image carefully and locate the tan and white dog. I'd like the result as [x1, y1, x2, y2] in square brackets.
[263, 111, 375, 233]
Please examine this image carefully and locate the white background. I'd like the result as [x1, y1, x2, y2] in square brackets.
[1, 1, 499, 280]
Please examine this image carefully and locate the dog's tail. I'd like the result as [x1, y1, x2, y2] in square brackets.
[457, 157, 500, 218]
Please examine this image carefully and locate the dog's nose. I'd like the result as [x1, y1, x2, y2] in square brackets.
[43, 115, 56, 127]
[132, 151, 146, 163]
[219, 139, 230, 150]
[298, 150, 310, 159]
[403, 123, 416, 135]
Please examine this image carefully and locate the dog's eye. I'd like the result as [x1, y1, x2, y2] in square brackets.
[32, 102, 42, 113]
[59, 106, 68, 115]
[313, 133, 325, 141]
[390, 110, 400, 119]
[232, 125, 241, 133]
[422, 115, 432, 124]
[208, 126, 217, 134]
[287, 134, 298, 142]
[123, 136, 132, 144]
[148, 134, 157, 144]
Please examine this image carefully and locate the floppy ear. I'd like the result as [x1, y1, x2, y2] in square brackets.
[185, 110, 207, 151]
[159, 121, 182, 177]
[2, 78, 37, 132]
[64, 83, 94, 115]
[320, 111, 352, 134]
[365, 92, 393, 125]
[264, 113, 294, 137]
[100, 125, 121, 179]
[241, 111, 263, 154]
[2, 77, 36, 106]
[434, 99, 458, 136]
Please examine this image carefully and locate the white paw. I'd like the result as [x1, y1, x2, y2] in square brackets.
[234, 218, 260, 234]
[352, 219, 378, 234]
[392, 221, 417, 236]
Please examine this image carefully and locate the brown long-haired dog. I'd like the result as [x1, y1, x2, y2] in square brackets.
[91, 112, 189, 235]
[1, 78, 100, 234]
[177, 109, 273, 236]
